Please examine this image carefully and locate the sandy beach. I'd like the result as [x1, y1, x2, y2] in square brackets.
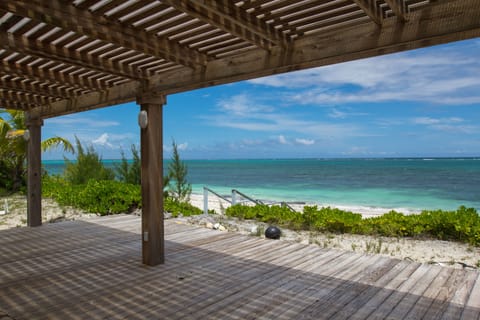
[1, 193, 479, 270]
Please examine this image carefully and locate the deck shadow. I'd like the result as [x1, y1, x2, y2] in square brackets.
[0, 217, 478, 319]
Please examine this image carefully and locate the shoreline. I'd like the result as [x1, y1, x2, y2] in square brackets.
[189, 192, 421, 218]
[1, 194, 479, 269]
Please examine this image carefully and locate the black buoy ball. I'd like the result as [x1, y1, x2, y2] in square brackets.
[265, 226, 281, 239]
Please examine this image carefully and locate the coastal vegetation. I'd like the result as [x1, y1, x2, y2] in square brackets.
[225, 204, 480, 246]
[1, 109, 478, 248]
[0, 109, 73, 193]
[168, 139, 192, 202]
[42, 138, 200, 216]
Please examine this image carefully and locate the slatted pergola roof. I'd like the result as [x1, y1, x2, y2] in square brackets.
[1, 0, 479, 119]
[1, 0, 480, 266]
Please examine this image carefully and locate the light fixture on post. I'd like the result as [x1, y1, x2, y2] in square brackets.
[138, 110, 148, 129]
[23, 129, 30, 141]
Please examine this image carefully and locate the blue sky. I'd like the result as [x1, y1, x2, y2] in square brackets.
[42, 38, 480, 160]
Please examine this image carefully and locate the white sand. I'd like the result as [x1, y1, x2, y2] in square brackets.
[188, 193, 419, 217]
[1, 194, 479, 270]
[187, 193, 479, 269]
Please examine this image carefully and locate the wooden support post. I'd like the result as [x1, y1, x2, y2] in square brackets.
[26, 115, 43, 227]
[138, 94, 165, 266]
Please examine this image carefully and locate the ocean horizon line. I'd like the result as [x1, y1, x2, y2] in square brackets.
[42, 156, 480, 162]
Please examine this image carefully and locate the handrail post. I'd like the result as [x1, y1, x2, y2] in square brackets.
[232, 189, 237, 205]
[203, 187, 209, 215]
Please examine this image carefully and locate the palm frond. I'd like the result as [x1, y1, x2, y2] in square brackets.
[41, 136, 75, 154]
[6, 129, 25, 138]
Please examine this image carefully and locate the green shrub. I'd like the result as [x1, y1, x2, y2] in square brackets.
[76, 180, 141, 215]
[168, 140, 192, 202]
[64, 137, 114, 185]
[164, 197, 202, 217]
[43, 176, 140, 215]
[226, 204, 480, 245]
[116, 144, 141, 185]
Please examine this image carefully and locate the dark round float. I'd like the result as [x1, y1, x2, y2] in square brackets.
[265, 226, 281, 239]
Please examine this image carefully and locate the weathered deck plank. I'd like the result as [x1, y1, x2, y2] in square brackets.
[0, 215, 478, 320]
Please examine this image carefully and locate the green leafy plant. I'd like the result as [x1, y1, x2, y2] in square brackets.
[43, 175, 141, 215]
[116, 144, 141, 185]
[167, 140, 191, 202]
[64, 136, 114, 185]
[226, 204, 480, 246]
[164, 197, 202, 217]
[0, 109, 73, 192]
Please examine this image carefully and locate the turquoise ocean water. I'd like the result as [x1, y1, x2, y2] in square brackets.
[43, 158, 480, 212]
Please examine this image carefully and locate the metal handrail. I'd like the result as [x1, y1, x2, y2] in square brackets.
[203, 186, 305, 214]
[203, 186, 232, 203]
[203, 187, 232, 214]
[232, 189, 263, 206]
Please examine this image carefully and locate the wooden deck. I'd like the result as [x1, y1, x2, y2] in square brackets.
[0, 215, 479, 320]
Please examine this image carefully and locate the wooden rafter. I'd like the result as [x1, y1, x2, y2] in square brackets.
[0, 89, 57, 105]
[384, 0, 407, 21]
[161, 0, 291, 50]
[0, 33, 140, 80]
[0, 0, 208, 68]
[30, 80, 140, 118]
[0, 75, 86, 98]
[0, 59, 109, 90]
[0, 98, 36, 110]
[352, 0, 382, 25]
[27, 0, 480, 119]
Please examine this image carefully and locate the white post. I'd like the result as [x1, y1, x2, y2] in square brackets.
[203, 187, 208, 215]
[232, 189, 237, 205]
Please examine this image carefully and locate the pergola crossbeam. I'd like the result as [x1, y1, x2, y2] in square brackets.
[0, 58, 111, 90]
[352, 0, 383, 25]
[0, 75, 87, 98]
[162, 0, 290, 49]
[0, 0, 208, 68]
[25, 0, 480, 120]
[384, 0, 407, 21]
[0, 33, 140, 80]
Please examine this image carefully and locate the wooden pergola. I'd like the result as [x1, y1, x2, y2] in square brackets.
[1, 0, 479, 266]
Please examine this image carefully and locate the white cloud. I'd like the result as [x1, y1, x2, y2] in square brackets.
[206, 94, 371, 139]
[164, 142, 189, 152]
[295, 138, 315, 145]
[92, 133, 114, 148]
[177, 142, 188, 151]
[278, 135, 288, 144]
[249, 45, 480, 105]
[328, 109, 348, 119]
[46, 115, 120, 127]
[217, 94, 273, 117]
[412, 117, 477, 134]
[413, 117, 463, 125]
[341, 146, 369, 156]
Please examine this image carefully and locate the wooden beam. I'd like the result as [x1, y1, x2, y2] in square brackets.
[162, 0, 290, 49]
[0, 58, 109, 90]
[138, 94, 165, 266]
[352, 0, 383, 25]
[0, 32, 141, 80]
[30, 0, 480, 119]
[384, 0, 407, 21]
[147, 0, 480, 94]
[0, 89, 56, 105]
[0, 0, 207, 68]
[29, 80, 139, 119]
[0, 98, 35, 110]
[0, 75, 87, 98]
[26, 114, 43, 227]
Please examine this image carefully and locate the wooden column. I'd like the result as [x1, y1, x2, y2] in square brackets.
[138, 94, 165, 266]
[26, 115, 43, 227]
